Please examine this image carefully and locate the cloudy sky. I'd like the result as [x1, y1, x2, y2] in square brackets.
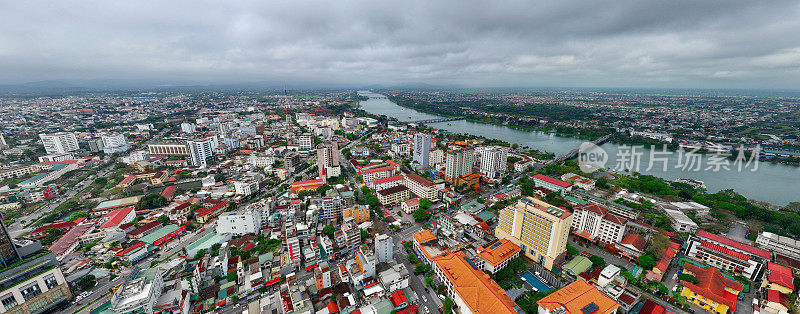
[1, 0, 799, 89]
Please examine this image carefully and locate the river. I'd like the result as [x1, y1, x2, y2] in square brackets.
[358, 91, 800, 206]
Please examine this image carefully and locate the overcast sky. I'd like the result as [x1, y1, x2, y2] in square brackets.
[1, 0, 799, 89]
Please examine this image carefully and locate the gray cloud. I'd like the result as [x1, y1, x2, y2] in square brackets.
[1, 0, 799, 89]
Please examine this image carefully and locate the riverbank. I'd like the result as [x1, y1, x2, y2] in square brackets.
[383, 94, 800, 166]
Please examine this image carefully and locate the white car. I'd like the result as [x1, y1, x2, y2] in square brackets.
[422, 295, 427, 303]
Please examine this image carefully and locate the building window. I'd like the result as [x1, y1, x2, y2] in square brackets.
[21, 283, 42, 301]
[44, 275, 59, 290]
[1, 294, 18, 311]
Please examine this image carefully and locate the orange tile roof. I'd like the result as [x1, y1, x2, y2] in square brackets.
[412, 229, 437, 244]
[477, 239, 521, 267]
[432, 251, 519, 314]
[682, 263, 742, 311]
[537, 279, 620, 314]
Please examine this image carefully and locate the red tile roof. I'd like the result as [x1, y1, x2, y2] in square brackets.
[603, 213, 627, 225]
[405, 172, 433, 187]
[371, 175, 403, 185]
[768, 289, 790, 308]
[160, 185, 178, 199]
[129, 221, 162, 236]
[701, 240, 750, 261]
[532, 174, 572, 188]
[698, 230, 770, 258]
[620, 234, 647, 251]
[117, 242, 146, 256]
[390, 290, 408, 307]
[682, 263, 743, 311]
[196, 200, 227, 217]
[358, 166, 394, 175]
[31, 217, 86, 235]
[768, 262, 795, 290]
[100, 206, 134, 229]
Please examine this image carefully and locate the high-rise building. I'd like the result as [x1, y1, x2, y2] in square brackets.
[0, 134, 8, 149]
[412, 133, 432, 169]
[111, 267, 164, 314]
[444, 147, 474, 183]
[479, 146, 509, 179]
[101, 133, 130, 154]
[0, 252, 72, 314]
[188, 137, 215, 167]
[316, 141, 341, 179]
[298, 134, 313, 150]
[0, 215, 20, 268]
[38, 132, 79, 154]
[495, 197, 573, 270]
[374, 233, 393, 263]
[180, 122, 196, 134]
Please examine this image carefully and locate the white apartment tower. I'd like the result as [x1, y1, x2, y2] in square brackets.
[317, 141, 341, 179]
[188, 137, 215, 167]
[412, 133, 432, 169]
[444, 147, 474, 181]
[479, 146, 509, 179]
[101, 133, 130, 154]
[39, 132, 79, 154]
[374, 233, 393, 263]
[180, 122, 197, 134]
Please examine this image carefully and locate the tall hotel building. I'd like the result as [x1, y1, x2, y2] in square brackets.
[495, 197, 572, 270]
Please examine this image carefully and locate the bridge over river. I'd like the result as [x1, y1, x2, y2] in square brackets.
[546, 134, 611, 165]
[407, 116, 466, 124]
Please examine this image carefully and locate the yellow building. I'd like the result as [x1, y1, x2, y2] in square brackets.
[494, 197, 572, 270]
[680, 263, 742, 314]
[343, 205, 371, 224]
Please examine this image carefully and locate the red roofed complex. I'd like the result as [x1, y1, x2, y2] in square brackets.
[389, 290, 409, 309]
[289, 179, 325, 192]
[99, 206, 135, 229]
[617, 234, 647, 260]
[432, 251, 521, 314]
[358, 166, 395, 182]
[476, 239, 522, 274]
[686, 230, 771, 280]
[195, 199, 228, 223]
[160, 185, 178, 199]
[680, 263, 743, 314]
[532, 174, 573, 191]
[128, 221, 162, 239]
[30, 217, 86, 238]
[49, 223, 94, 260]
[538, 279, 620, 314]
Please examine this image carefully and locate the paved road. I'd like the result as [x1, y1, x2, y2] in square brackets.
[392, 224, 444, 313]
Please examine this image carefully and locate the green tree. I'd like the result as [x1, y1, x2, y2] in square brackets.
[157, 215, 170, 225]
[93, 177, 108, 186]
[678, 273, 698, 284]
[443, 298, 455, 314]
[227, 272, 237, 283]
[76, 275, 96, 291]
[413, 209, 431, 222]
[589, 255, 606, 268]
[566, 244, 579, 257]
[407, 252, 418, 263]
[420, 198, 433, 210]
[40, 228, 63, 246]
[638, 252, 657, 270]
[323, 225, 335, 239]
[68, 211, 90, 221]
